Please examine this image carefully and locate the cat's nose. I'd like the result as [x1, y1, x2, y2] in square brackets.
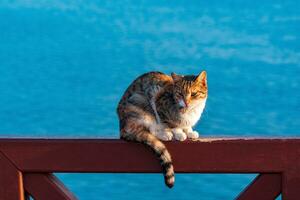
[178, 99, 187, 109]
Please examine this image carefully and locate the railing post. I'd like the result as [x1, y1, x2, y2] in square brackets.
[282, 169, 300, 200]
[0, 152, 25, 200]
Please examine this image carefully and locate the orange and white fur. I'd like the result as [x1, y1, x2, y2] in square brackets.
[117, 71, 208, 188]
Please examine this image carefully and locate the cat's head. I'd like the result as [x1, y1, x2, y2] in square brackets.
[171, 71, 208, 111]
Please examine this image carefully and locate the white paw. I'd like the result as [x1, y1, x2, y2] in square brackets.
[172, 128, 187, 141]
[187, 130, 199, 139]
[183, 127, 199, 139]
[155, 129, 173, 141]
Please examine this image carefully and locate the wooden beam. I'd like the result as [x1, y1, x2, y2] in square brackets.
[0, 138, 298, 173]
[236, 173, 281, 200]
[24, 173, 77, 200]
[0, 138, 299, 199]
[0, 151, 25, 200]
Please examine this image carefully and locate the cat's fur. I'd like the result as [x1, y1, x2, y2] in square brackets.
[117, 71, 208, 188]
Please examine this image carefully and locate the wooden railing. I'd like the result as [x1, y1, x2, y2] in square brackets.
[0, 138, 299, 200]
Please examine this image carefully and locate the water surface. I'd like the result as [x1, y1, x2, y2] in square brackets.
[0, 0, 299, 199]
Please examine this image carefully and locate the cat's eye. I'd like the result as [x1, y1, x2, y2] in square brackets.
[191, 92, 198, 97]
[199, 92, 206, 97]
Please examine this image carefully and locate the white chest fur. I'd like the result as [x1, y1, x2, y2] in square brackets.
[180, 99, 206, 128]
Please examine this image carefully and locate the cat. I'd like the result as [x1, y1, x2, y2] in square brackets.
[117, 71, 208, 188]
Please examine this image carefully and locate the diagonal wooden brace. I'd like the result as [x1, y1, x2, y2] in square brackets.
[236, 173, 281, 200]
[24, 173, 77, 200]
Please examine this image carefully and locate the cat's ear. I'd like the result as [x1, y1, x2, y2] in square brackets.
[196, 71, 207, 87]
[171, 72, 182, 82]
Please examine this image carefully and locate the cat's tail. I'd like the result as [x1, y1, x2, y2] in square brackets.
[121, 129, 175, 188]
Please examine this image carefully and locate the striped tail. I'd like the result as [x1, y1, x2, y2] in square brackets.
[121, 130, 175, 188]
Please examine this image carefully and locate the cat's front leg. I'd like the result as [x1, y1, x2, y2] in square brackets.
[147, 85, 163, 124]
[150, 98, 161, 124]
[172, 128, 187, 141]
[183, 127, 199, 139]
[150, 126, 173, 141]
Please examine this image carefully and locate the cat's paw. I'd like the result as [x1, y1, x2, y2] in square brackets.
[187, 130, 199, 139]
[155, 129, 173, 141]
[184, 127, 199, 139]
[172, 128, 187, 141]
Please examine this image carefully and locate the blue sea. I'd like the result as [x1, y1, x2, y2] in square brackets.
[0, 0, 299, 199]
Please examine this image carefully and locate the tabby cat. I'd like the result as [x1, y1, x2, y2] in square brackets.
[117, 71, 208, 188]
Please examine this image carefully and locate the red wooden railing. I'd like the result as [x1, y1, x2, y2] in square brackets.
[0, 138, 299, 200]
